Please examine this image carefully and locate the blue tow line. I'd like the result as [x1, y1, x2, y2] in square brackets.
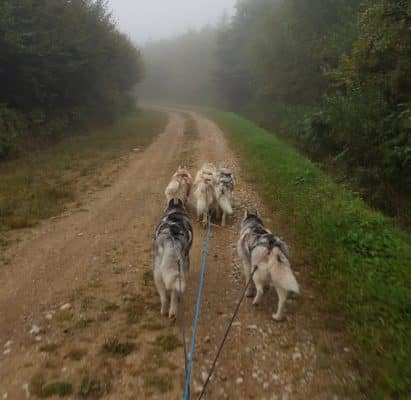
[183, 214, 212, 400]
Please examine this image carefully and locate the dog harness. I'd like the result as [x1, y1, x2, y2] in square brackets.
[246, 226, 289, 262]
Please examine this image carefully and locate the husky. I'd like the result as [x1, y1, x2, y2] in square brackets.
[193, 163, 216, 225]
[153, 199, 193, 318]
[237, 211, 299, 321]
[214, 167, 234, 226]
[165, 166, 192, 205]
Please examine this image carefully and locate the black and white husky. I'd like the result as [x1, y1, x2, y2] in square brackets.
[153, 199, 193, 318]
[237, 211, 299, 321]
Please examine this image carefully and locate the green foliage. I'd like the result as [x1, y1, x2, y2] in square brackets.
[302, 0, 411, 224]
[209, 110, 411, 399]
[0, 106, 26, 158]
[0, 0, 143, 159]
[210, 0, 411, 227]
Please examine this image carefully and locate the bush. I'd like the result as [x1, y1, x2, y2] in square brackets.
[0, 0, 143, 158]
[302, 86, 411, 217]
[0, 106, 26, 159]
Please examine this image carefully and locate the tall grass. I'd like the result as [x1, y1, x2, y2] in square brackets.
[0, 110, 167, 231]
[207, 110, 411, 399]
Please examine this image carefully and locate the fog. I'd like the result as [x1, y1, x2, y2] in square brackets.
[109, 0, 236, 43]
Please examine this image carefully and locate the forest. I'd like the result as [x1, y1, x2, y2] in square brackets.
[0, 1, 410, 398]
[0, 0, 142, 159]
[141, 0, 411, 228]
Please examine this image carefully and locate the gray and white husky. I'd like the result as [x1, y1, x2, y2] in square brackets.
[214, 167, 234, 226]
[237, 211, 299, 321]
[153, 199, 193, 318]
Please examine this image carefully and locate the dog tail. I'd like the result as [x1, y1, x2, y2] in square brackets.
[165, 180, 180, 202]
[218, 195, 233, 215]
[160, 244, 186, 293]
[268, 247, 300, 294]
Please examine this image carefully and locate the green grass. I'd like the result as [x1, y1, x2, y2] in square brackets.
[65, 348, 87, 361]
[143, 374, 173, 394]
[74, 317, 94, 330]
[101, 337, 136, 358]
[140, 322, 165, 331]
[125, 295, 146, 325]
[39, 343, 60, 353]
[153, 334, 181, 353]
[30, 373, 73, 398]
[0, 109, 167, 231]
[103, 302, 119, 312]
[206, 110, 411, 399]
[79, 373, 104, 398]
[141, 270, 154, 287]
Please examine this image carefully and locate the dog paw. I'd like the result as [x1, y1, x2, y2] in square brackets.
[245, 290, 254, 298]
[168, 309, 177, 319]
[272, 313, 284, 321]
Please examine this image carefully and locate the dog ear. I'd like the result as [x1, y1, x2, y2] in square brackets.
[177, 199, 183, 206]
[244, 209, 249, 219]
[168, 199, 175, 208]
[255, 210, 261, 218]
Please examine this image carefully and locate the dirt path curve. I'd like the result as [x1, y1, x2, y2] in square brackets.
[0, 111, 360, 400]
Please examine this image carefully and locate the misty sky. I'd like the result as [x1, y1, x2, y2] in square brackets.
[109, 0, 236, 44]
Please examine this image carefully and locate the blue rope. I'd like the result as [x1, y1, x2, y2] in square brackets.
[183, 213, 212, 400]
[170, 237, 188, 376]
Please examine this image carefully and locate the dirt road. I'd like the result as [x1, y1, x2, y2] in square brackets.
[0, 112, 360, 399]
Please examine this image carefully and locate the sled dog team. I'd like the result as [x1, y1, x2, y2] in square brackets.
[154, 163, 299, 321]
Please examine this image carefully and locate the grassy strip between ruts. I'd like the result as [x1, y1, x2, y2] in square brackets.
[206, 110, 411, 399]
[0, 109, 167, 233]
